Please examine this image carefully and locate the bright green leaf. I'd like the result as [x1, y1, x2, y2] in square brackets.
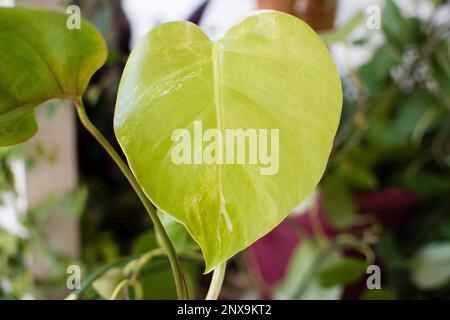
[0, 7, 106, 146]
[114, 11, 342, 272]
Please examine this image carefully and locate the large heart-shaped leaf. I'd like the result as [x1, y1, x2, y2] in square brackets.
[0, 7, 106, 146]
[115, 11, 342, 272]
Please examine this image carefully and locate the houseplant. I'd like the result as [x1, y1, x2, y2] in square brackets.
[0, 7, 342, 299]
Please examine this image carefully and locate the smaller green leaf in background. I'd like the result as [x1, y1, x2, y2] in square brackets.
[336, 162, 378, 190]
[318, 257, 367, 287]
[393, 171, 450, 197]
[360, 288, 397, 300]
[410, 242, 450, 290]
[431, 41, 450, 103]
[274, 240, 342, 300]
[322, 174, 357, 229]
[130, 230, 201, 300]
[392, 91, 439, 144]
[92, 267, 123, 299]
[320, 12, 364, 45]
[132, 231, 158, 255]
[332, 145, 379, 186]
[137, 262, 200, 300]
[0, 229, 19, 256]
[359, 45, 400, 96]
[61, 185, 89, 218]
[382, 0, 423, 48]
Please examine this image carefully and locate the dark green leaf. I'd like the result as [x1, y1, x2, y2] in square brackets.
[318, 257, 367, 287]
[393, 172, 450, 196]
[0, 7, 106, 146]
[359, 45, 400, 96]
[382, 0, 423, 48]
[323, 174, 357, 229]
[360, 288, 397, 300]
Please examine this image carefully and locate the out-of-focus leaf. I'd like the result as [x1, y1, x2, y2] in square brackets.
[132, 231, 158, 255]
[431, 41, 450, 102]
[392, 91, 438, 143]
[359, 45, 400, 96]
[317, 257, 367, 287]
[131, 228, 201, 299]
[28, 186, 89, 222]
[376, 234, 410, 294]
[92, 267, 123, 299]
[337, 163, 378, 190]
[274, 240, 342, 300]
[114, 11, 342, 272]
[0, 230, 18, 255]
[320, 12, 364, 45]
[368, 120, 408, 148]
[410, 242, 450, 290]
[0, 7, 106, 146]
[382, 0, 423, 48]
[322, 174, 357, 229]
[360, 288, 397, 300]
[61, 185, 89, 217]
[138, 262, 200, 300]
[393, 172, 450, 197]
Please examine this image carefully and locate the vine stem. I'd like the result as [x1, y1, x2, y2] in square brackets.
[205, 262, 227, 300]
[73, 99, 188, 300]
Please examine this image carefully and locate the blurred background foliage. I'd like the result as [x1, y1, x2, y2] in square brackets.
[1, 0, 449, 299]
[0, 125, 88, 299]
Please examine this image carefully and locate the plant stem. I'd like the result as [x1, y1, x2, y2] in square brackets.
[73, 99, 188, 300]
[66, 253, 202, 300]
[109, 279, 133, 300]
[205, 262, 227, 300]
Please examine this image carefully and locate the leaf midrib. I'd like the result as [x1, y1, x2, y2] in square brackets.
[212, 41, 233, 232]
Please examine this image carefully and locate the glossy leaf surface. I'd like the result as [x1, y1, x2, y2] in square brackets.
[115, 11, 342, 271]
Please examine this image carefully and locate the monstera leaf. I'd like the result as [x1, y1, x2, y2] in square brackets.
[0, 7, 106, 146]
[115, 11, 342, 272]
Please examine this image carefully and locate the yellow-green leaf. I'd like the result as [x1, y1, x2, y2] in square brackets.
[114, 11, 342, 272]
